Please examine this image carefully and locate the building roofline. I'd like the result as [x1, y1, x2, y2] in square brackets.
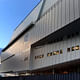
[14, 0, 42, 31]
[2, 23, 34, 52]
[2, 0, 45, 52]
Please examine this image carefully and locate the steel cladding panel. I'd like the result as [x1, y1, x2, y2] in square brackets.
[65, 0, 70, 25]
[41, 0, 58, 16]
[1, 52, 12, 61]
[59, 41, 63, 64]
[48, 8, 52, 34]
[62, 0, 66, 27]
[75, 37, 80, 59]
[74, 0, 79, 20]
[47, 44, 53, 66]
[57, 1, 62, 30]
[46, 12, 49, 36]
[43, 14, 46, 37]
[47, 11, 50, 34]
[35, 22, 39, 41]
[71, 37, 76, 60]
[54, 3, 58, 31]
[52, 7, 55, 32]
[41, 16, 44, 38]
[70, 0, 75, 22]
[79, 0, 80, 16]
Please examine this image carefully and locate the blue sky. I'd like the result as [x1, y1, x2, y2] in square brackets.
[0, 0, 40, 48]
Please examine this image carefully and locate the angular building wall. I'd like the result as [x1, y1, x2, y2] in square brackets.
[0, 0, 80, 74]
[0, 32, 31, 72]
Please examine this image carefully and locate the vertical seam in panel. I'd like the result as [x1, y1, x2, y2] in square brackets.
[78, 0, 80, 16]
[56, 2, 58, 30]
[65, 0, 66, 24]
[61, 0, 62, 27]
[51, 7, 53, 33]
[69, 0, 70, 22]
[57, 2, 59, 29]
[77, 0, 80, 18]
[73, 0, 75, 19]
[47, 11, 49, 35]
[60, 0, 62, 28]
[64, 0, 66, 25]
[52, 6, 55, 32]
[54, 4, 56, 31]
[51, 7, 52, 31]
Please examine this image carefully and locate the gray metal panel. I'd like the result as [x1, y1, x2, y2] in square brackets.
[65, 0, 70, 25]
[54, 3, 58, 31]
[42, 14, 47, 37]
[52, 43, 56, 65]
[61, 0, 66, 27]
[68, 38, 73, 61]
[41, 16, 44, 38]
[62, 40, 67, 62]
[74, 0, 79, 20]
[45, 12, 49, 36]
[69, 0, 75, 22]
[59, 41, 64, 63]
[46, 11, 49, 35]
[55, 43, 59, 64]
[75, 36, 80, 59]
[35, 23, 38, 42]
[40, 18, 44, 39]
[48, 8, 52, 34]
[71, 37, 76, 60]
[38, 18, 42, 40]
[46, 44, 52, 66]
[1, 52, 12, 61]
[52, 7, 55, 32]
[79, 0, 80, 17]
[41, 0, 58, 16]
[57, 1, 62, 29]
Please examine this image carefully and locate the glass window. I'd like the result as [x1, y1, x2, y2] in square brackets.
[39, 54, 44, 58]
[53, 51, 56, 55]
[35, 54, 44, 60]
[72, 47, 75, 51]
[75, 45, 79, 50]
[35, 56, 37, 59]
[47, 53, 52, 56]
[53, 51, 59, 55]
[56, 51, 59, 55]
[60, 50, 63, 54]
[42, 54, 44, 58]
[67, 48, 70, 52]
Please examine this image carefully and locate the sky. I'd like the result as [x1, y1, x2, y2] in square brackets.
[0, 0, 40, 48]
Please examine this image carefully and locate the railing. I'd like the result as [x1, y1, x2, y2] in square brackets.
[0, 73, 80, 80]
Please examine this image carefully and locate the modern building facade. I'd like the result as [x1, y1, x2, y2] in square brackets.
[0, 0, 80, 75]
